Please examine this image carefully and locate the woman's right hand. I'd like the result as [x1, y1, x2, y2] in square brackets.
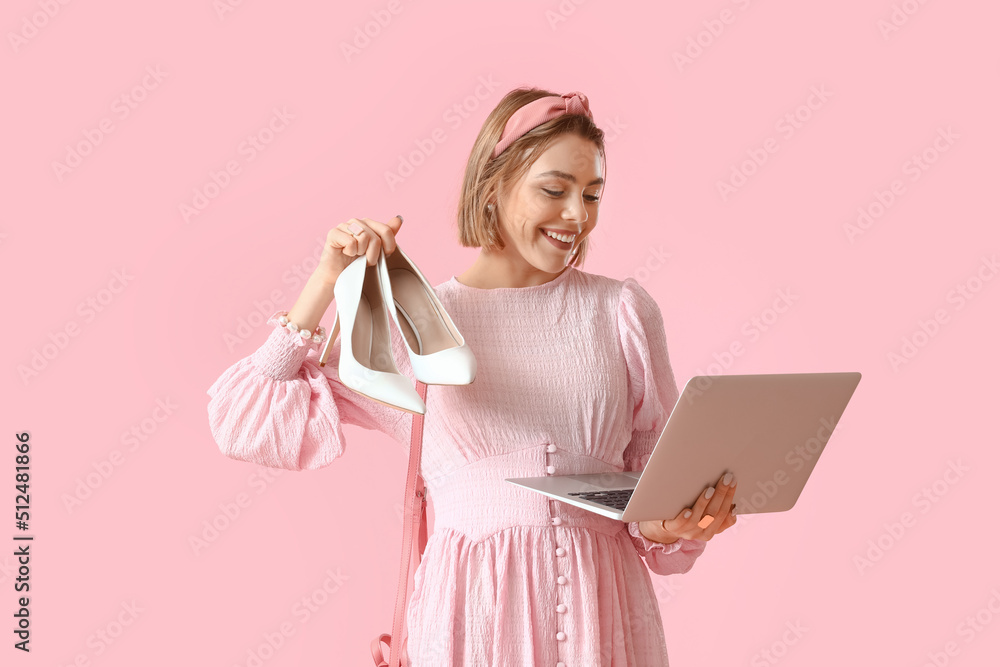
[317, 215, 404, 283]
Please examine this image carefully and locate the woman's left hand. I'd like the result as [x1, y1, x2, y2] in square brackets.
[638, 472, 738, 544]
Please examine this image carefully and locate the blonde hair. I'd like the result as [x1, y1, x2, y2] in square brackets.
[456, 87, 606, 268]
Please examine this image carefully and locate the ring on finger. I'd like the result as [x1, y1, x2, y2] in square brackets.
[697, 514, 716, 529]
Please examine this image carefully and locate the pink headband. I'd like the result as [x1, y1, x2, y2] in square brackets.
[492, 91, 593, 159]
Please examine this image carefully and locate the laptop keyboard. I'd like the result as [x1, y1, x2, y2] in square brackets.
[567, 488, 634, 510]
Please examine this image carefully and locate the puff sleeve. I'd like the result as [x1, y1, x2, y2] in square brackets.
[206, 310, 412, 471]
[617, 278, 707, 575]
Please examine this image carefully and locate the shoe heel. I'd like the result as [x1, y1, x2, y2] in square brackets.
[319, 310, 339, 368]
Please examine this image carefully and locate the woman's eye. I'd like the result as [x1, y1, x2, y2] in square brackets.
[543, 189, 601, 202]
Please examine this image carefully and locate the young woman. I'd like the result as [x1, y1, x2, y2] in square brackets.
[207, 87, 738, 666]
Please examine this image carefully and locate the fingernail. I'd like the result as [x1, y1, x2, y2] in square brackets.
[704, 487, 714, 500]
[396, 214, 403, 222]
[722, 472, 733, 486]
[683, 509, 692, 519]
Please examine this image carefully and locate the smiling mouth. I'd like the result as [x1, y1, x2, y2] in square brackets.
[541, 228, 576, 249]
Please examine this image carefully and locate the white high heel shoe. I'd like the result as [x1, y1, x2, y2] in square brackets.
[383, 243, 477, 386]
[318, 254, 426, 415]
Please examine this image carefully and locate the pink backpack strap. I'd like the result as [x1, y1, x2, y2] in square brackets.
[371, 380, 428, 667]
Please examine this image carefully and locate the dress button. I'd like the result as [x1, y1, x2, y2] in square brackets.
[551, 517, 562, 526]
[557, 603, 567, 613]
[557, 575, 567, 585]
[556, 631, 566, 641]
[546, 465, 556, 475]
[556, 547, 566, 556]
[547, 444, 558, 453]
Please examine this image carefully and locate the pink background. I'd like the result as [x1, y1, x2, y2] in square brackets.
[4, 0, 998, 665]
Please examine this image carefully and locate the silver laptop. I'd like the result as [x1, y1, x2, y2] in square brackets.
[505, 372, 862, 523]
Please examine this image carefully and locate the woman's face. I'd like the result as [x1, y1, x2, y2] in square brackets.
[494, 133, 603, 274]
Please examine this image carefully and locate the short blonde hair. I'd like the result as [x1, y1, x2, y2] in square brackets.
[456, 87, 606, 268]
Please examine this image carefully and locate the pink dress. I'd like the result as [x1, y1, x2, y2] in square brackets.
[206, 264, 707, 666]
